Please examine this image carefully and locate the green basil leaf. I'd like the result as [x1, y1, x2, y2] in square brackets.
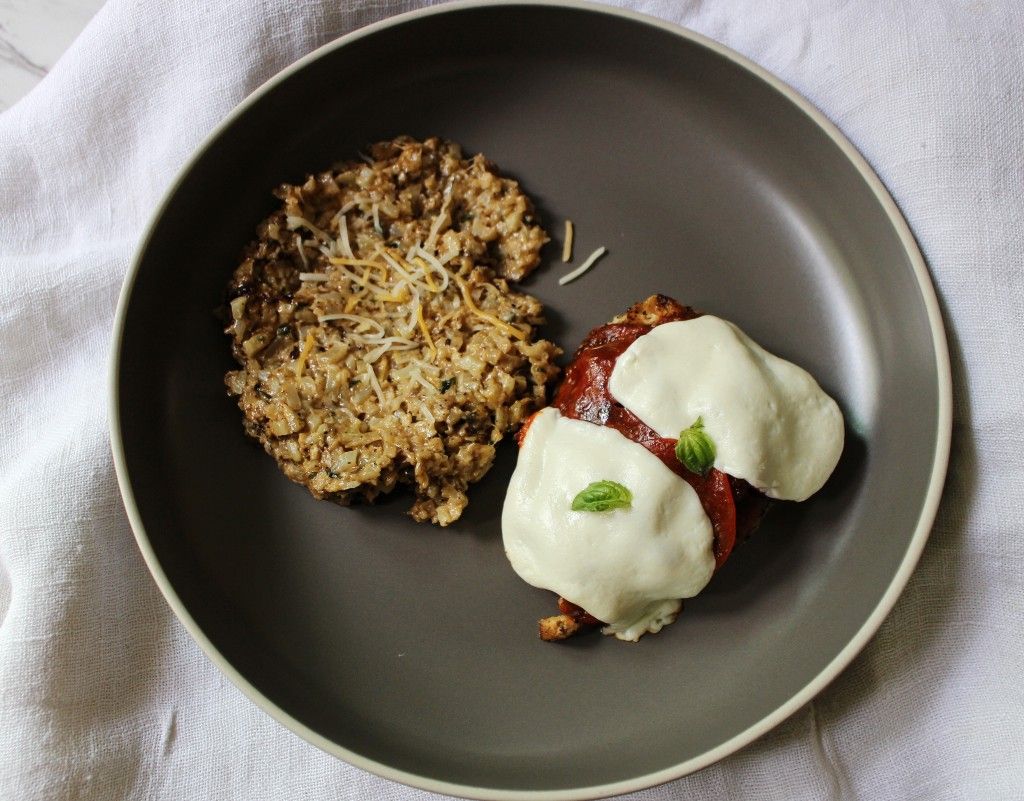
[675, 416, 716, 476]
[571, 480, 633, 512]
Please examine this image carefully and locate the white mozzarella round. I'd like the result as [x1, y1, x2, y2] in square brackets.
[501, 408, 714, 641]
[607, 316, 844, 501]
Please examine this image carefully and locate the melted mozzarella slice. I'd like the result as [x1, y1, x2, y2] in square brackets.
[501, 408, 715, 641]
[608, 316, 844, 501]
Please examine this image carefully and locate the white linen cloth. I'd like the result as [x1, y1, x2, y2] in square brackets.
[1, 1, 1021, 798]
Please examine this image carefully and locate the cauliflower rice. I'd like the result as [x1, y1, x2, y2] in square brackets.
[223, 137, 561, 525]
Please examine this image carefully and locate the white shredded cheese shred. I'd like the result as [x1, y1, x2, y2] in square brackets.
[286, 215, 331, 244]
[337, 212, 354, 258]
[372, 203, 383, 235]
[413, 247, 451, 292]
[364, 342, 391, 362]
[299, 272, 330, 282]
[295, 235, 309, 270]
[317, 313, 386, 337]
[413, 371, 438, 394]
[378, 248, 428, 292]
[365, 363, 386, 407]
[558, 246, 607, 286]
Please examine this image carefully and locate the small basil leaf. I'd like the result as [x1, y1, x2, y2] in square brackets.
[675, 416, 716, 476]
[571, 480, 633, 513]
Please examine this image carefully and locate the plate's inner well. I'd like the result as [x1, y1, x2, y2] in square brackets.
[117, 5, 941, 793]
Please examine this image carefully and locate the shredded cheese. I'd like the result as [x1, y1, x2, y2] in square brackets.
[415, 302, 437, 356]
[366, 336, 419, 348]
[343, 291, 365, 313]
[378, 247, 430, 293]
[375, 286, 410, 304]
[295, 331, 316, 377]
[365, 363, 386, 407]
[337, 212, 354, 258]
[280, 174, 544, 420]
[286, 215, 332, 244]
[412, 371, 438, 394]
[332, 263, 391, 296]
[411, 358, 439, 375]
[413, 248, 450, 292]
[328, 257, 389, 271]
[361, 336, 421, 362]
[437, 248, 459, 266]
[363, 343, 391, 362]
[317, 313, 386, 337]
[424, 181, 454, 253]
[416, 257, 439, 292]
[562, 220, 574, 263]
[400, 286, 422, 337]
[558, 246, 607, 286]
[453, 274, 527, 340]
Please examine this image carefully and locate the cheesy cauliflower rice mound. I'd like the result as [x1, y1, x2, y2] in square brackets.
[224, 136, 561, 525]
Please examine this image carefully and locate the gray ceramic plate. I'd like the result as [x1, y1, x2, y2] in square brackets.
[110, 2, 951, 799]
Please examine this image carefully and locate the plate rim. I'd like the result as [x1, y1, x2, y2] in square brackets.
[108, 1, 953, 798]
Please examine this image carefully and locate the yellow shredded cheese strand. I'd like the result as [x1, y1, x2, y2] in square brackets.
[379, 247, 429, 292]
[413, 256, 439, 292]
[562, 219, 574, 263]
[328, 257, 388, 268]
[295, 331, 315, 377]
[334, 265, 369, 287]
[343, 286, 367, 312]
[331, 264, 392, 297]
[415, 302, 437, 356]
[413, 248, 451, 292]
[452, 274, 528, 340]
